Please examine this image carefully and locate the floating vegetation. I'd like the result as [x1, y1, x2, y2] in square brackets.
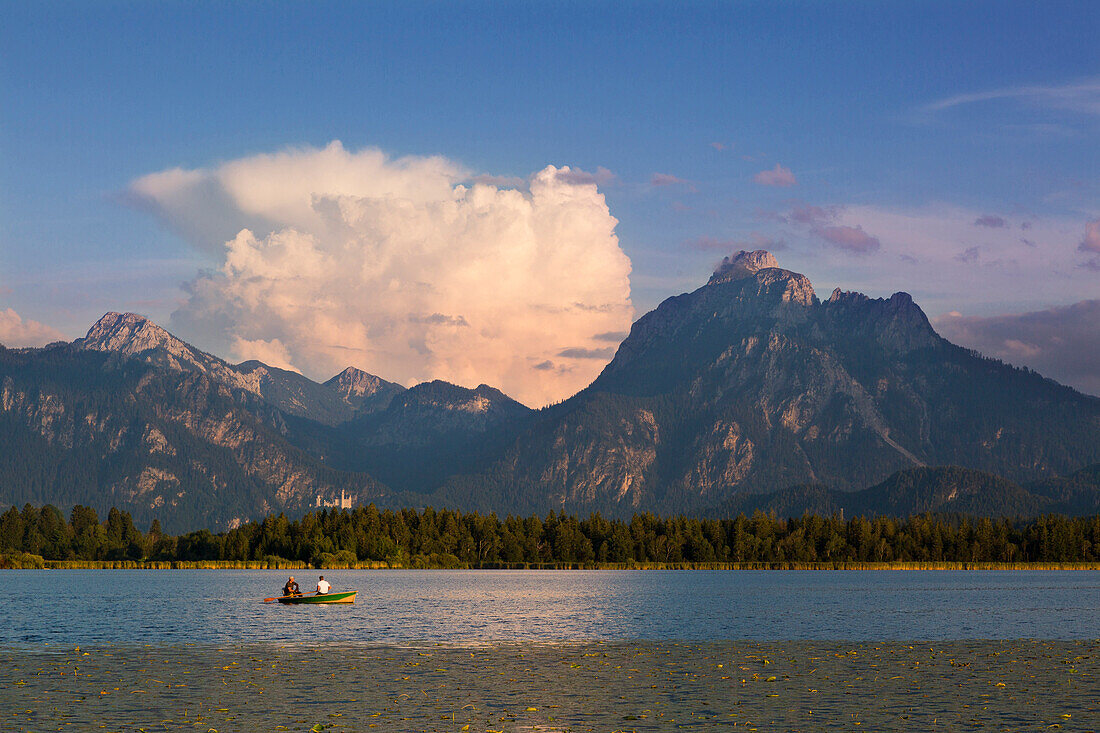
[2, 640, 1096, 731]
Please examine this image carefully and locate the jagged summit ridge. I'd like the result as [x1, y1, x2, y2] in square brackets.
[324, 366, 405, 413]
[706, 251, 815, 306]
[326, 367, 391, 399]
[81, 312, 187, 356]
[708, 250, 780, 285]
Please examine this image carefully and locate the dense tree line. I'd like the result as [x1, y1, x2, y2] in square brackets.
[3, 503, 1100, 565]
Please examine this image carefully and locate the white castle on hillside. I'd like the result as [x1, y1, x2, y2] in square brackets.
[315, 490, 354, 509]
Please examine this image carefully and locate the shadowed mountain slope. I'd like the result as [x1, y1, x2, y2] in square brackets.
[3, 252, 1100, 528]
[434, 251, 1100, 516]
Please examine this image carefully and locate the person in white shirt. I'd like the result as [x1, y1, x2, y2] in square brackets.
[316, 575, 331, 594]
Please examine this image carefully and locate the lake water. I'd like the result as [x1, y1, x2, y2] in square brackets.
[4, 569, 1099, 646]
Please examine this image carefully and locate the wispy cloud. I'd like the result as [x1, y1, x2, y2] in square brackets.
[954, 246, 981, 263]
[925, 78, 1100, 116]
[780, 202, 879, 255]
[753, 164, 797, 187]
[650, 172, 692, 188]
[816, 225, 880, 254]
[974, 215, 1007, 228]
[557, 346, 616, 359]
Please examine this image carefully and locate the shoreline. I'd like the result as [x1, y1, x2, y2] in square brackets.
[4, 556, 1100, 570]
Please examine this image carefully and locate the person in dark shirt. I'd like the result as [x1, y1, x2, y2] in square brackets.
[282, 576, 301, 597]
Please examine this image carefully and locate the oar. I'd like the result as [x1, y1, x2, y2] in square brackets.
[262, 593, 302, 603]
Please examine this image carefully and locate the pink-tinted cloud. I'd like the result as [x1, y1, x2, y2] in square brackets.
[650, 172, 691, 187]
[753, 164, 797, 187]
[789, 203, 838, 225]
[710, 142, 728, 151]
[815, 224, 881, 254]
[934, 299, 1100, 396]
[1079, 219, 1100, 253]
[133, 143, 634, 407]
[0, 308, 67, 347]
[974, 215, 1007, 228]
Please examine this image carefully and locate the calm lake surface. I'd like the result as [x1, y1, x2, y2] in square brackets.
[4, 569, 1099, 646]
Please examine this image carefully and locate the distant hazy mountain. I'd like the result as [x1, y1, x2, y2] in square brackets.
[2, 252, 1099, 529]
[283, 380, 533, 495]
[717, 466, 1057, 519]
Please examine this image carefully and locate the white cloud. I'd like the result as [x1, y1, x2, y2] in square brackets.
[131, 142, 633, 407]
[0, 308, 66, 347]
[231, 336, 300, 373]
[925, 78, 1100, 117]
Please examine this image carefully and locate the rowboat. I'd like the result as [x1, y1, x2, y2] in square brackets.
[275, 590, 357, 604]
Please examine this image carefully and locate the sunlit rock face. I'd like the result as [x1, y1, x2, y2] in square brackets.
[707, 250, 780, 284]
[448, 251, 1100, 516]
[4, 251, 1100, 526]
[323, 366, 405, 413]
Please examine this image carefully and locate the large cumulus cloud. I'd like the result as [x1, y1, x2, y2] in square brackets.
[128, 142, 633, 407]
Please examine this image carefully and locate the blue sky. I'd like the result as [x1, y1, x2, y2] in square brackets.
[2, 1, 1098, 400]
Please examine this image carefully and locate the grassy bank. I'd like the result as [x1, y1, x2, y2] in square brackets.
[5, 553, 1100, 570]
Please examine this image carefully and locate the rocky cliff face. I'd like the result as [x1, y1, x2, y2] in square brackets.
[323, 367, 405, 413]
[4, 252, 1099, 526]
[443, 251, 1100, 515]
[79, 313, 377, 426]
[0, 343, 387, 532]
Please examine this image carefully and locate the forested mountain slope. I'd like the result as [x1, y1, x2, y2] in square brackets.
[435, 251, 1100, 516]
[3, 252, 1099, 528]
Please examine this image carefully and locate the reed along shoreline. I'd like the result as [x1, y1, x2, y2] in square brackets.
[4, 553, 1100, 570]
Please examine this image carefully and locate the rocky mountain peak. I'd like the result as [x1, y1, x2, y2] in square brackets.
[823, 288, 939, 353]
[326, 367, 387, 399]
[827, 288, 868, 305]
[81, 312, 186, 356]
[708, 250, 780, 285]
[323, 366, 405, 414]
[706, 251, 815, 306]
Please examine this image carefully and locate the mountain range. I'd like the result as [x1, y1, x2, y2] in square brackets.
[2, 251, 1098, 531]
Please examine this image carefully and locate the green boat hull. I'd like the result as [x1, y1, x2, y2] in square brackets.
[276, 590, 357, 604]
